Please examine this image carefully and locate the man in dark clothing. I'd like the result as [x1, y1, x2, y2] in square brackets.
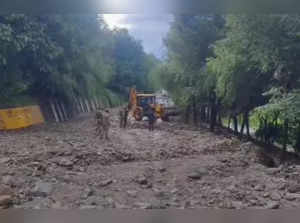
[124, 106, 129, 128]
[144, 104, 156, 131]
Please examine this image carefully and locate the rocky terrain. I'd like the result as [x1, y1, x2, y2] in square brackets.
[1, 111, 300, 209]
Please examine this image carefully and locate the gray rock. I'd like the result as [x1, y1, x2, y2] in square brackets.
[0, 158, 11, 164]
[135, 175, 148, 185]
[254, 184, 265, 192]
[188, 167, 208, 180]
[288, 183, 300, 193]
[2, 176, 14, 186]
[80, 205, 97, 209]
[270, 192, 282, 201]
[249, 199, 257, 206]
[263, 192, 270, 198]
[22, 197, 50, 209]
[158, 166, 167, 172]
[232, 201, 244, 209]
[266, 201, 280, 209]
[285, 193, 300, 201]
[127, 190, 138, 197]
[151, 200, 167, 209]
[134, 202, 152, 209]
[99, 179, 113, 187]
[83, 188, 94, 198]
[0, 195, 12, 208]
[58, 158, 73, 168]
[32, 181, 53, 197]
[266, 167, 281, 175]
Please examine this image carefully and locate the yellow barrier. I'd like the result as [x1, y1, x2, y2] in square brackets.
[0, 105, 45, 130]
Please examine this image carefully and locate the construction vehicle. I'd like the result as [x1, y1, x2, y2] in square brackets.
[128, 88, 167, 121]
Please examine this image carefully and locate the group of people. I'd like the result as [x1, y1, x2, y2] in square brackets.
[95, 104, 157, 141]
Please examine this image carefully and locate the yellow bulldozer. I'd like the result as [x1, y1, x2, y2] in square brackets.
[128, 88, 167, 121]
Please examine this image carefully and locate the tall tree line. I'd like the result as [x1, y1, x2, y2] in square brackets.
[0, 14, 156, 121]
[150, 14, 300, 152]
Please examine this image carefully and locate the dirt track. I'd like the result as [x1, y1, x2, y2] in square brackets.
[1, 111, 300, 209]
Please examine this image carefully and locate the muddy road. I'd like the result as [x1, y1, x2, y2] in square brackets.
[1, 111, 300, 209]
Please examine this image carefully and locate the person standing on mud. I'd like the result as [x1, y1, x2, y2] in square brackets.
[124, 105, 129, 128]
[119, 108, 124, 129]
[102, 109, 111, 140]
[95, 109, 104, 138]
[95, 108, 110, 140]
[119, 105, 129, 129]
[145, 104, 156, 131]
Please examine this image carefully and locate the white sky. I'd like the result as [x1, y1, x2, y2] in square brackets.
[103, 14, 133, 29]
[103, 14, 173, 59]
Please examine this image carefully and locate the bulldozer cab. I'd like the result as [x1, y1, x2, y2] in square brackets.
[137, 94, 156, 110]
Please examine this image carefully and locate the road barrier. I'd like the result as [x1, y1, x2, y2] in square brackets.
[0, 105, 44, 130]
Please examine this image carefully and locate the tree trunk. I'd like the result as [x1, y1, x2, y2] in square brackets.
[233, 115, 238, 134]
[283, 119, 289, 151]
[295, 122, 300, 153]
[217, 113, 222, 126]
[245, 111, 250, 137]
[240, 118, 245, 136]
[192, 96, 198, 126]
[184, 105, 191, 124]
[227, 116, 231, 130]
[200, 105, 206, 122]
[209, 90, 217, 132]
[210, 104, 217, 132]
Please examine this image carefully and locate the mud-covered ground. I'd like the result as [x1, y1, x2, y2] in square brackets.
[1, 110, 300, 209]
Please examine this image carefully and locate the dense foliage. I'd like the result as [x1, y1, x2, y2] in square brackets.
[151, 14, 300, 152]
[0, 14, 156, 109]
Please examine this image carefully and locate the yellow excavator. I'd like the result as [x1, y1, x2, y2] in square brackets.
[128, 88, 167, 121]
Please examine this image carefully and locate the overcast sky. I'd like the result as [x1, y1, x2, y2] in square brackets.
[103, 14, 173, 59]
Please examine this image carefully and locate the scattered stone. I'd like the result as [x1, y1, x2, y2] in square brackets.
[83, 188, 94, 198]
[2, 176, 14, 186]
[80, 205, 97, 209]
[158, 166, 167, 172]
[266, 201, 280, 209]
[58, 158, 74, 168]
[288, 183, 300, 193]
[0, 158, 11, 164]
[266, 167, 281, 175]
[127, 190, 138, 197]
[134, 202, 152, 209]
[188, 167, 208, 180]
[105, 197, 115, 208]
[285, 193, 300, 201]
[99, 179, 113, 187]
[249, 200, 257, 206]
[254, 184, 265, 192]
[232, 201, 244, 209]
[0, 195, 13, 208]
[32, 182, 53, 197]
[171, 189, 178, 194]
[151, 200, 167, 209]
[270, 192, 281, 201]
[51, 201, 63, 209]
[135, 175, 148, 185]
[263, 193, 270, 198]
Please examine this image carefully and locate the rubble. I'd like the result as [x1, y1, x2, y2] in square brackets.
[1, 111, 300, 209]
